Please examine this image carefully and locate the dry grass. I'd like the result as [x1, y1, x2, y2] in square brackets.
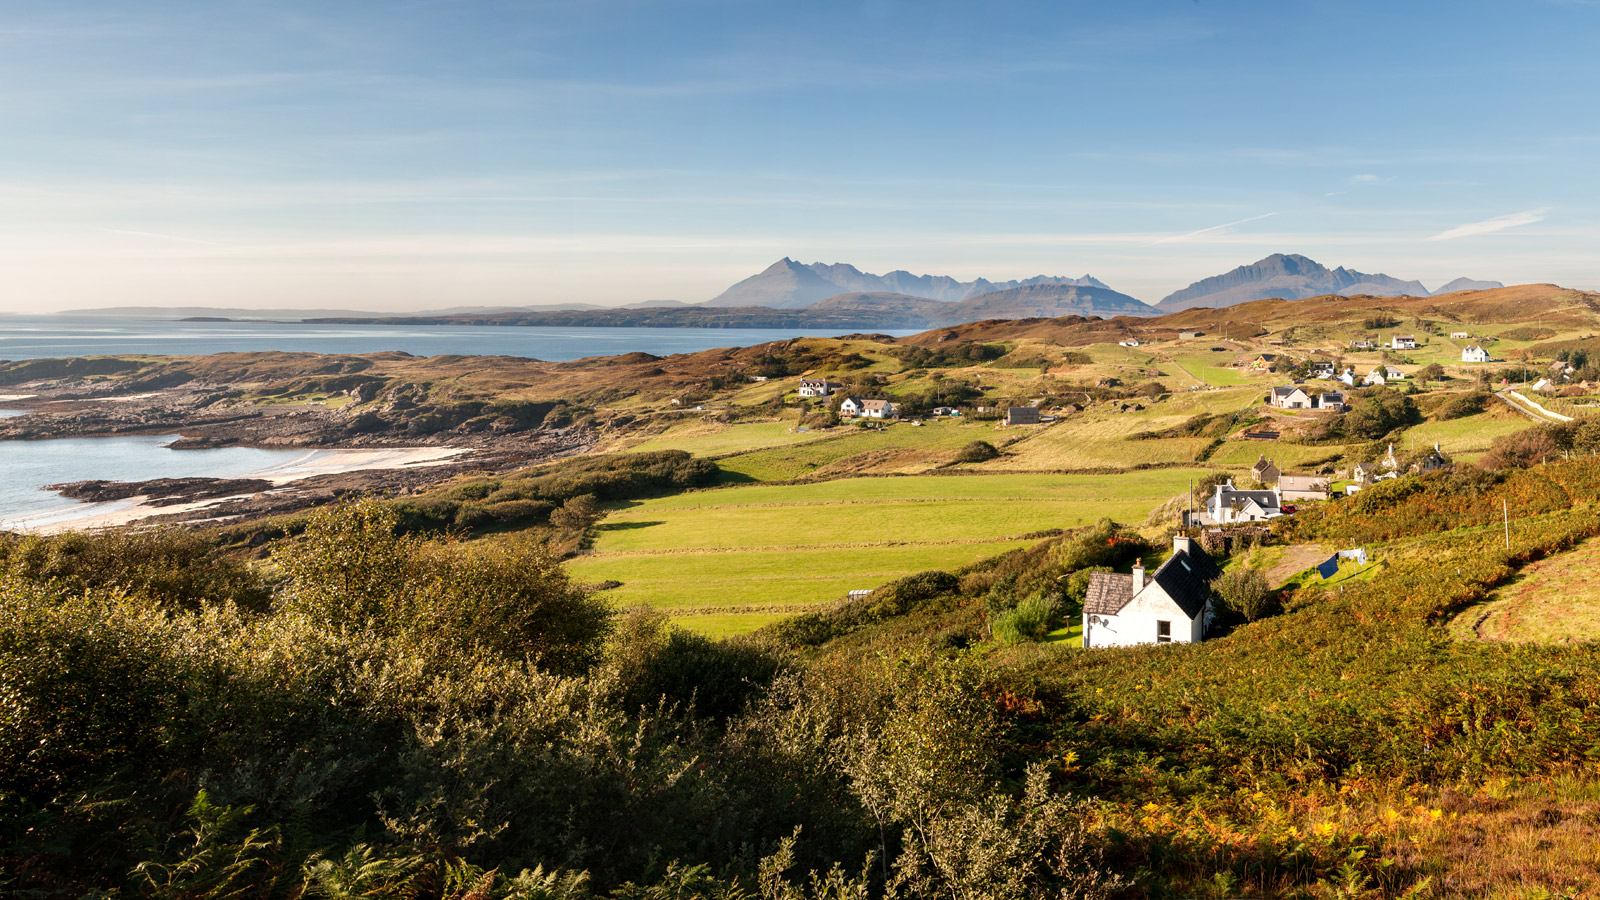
[1448, 537, 1600, 643]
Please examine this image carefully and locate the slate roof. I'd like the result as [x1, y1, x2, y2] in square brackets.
[1084, 571, 1138, 616]
[1150, 547, 1221, 619]
[1083, 544, 1221, 620]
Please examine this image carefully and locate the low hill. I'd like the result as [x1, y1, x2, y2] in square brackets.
[1435, 277, 1506, 293]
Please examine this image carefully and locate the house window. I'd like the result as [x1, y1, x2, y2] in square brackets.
[1156, 620, 1171, 643]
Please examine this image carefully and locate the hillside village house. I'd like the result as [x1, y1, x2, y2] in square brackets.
[1351, 339, 1375, 350]
[1082, 535, 1222, 648]
[798, 378, 841, 398]
[1005, 406, 1041, 426]
[1251, 353, 1278, 370]
[1391, 335, 1418, 350]
[1451, 331, 1472, 340]
[1278, 474, 1331, 502]
[1268, 385, 1313, 409]
[859, 399, 897, 419]
[1118, 338, 1141, 347]
[838, 397, 862, 416]
[1363, 368, 1388, 386]
[1179, 331, 1203, 339]
[1317, 390, 1346, 410]
[1251, 455, 1280, 485]
[1462, 346, 1490, 363]
[1207, 482, 1282, 524]
[1337, 368, 1357, 386]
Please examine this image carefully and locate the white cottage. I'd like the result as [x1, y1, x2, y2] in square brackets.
[838, 397, 863, 416]
[1082, 535, 1221, 648]
[1207, 482, 1282, 524]
[1462, 346, 1490, 363]
[1268, 385, 1313, 409]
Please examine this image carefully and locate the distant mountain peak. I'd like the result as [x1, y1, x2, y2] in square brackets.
[1156, 253, 1428, 311]
[707, 259, 1133, 309]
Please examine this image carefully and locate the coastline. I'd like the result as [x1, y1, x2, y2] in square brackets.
[6, 445, 468, 534]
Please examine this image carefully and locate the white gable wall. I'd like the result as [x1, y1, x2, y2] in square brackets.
[1085, 582, 1198, 648]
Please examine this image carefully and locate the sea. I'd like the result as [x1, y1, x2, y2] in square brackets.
[0, 314, 914, 362]
[0, 314, 914, 526]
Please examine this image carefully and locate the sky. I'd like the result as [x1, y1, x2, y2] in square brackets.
[0, 0, 1596, 312]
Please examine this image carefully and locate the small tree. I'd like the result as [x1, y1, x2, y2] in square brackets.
[1215, 567, 1273, 622]
[955, 441, 1000, 463]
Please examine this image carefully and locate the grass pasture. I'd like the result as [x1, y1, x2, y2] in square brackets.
[568, 469, 1199, 634]
[714, 418, 991, 481]
[623, 416, 824, 457]
[1448, 536, 1600, 643]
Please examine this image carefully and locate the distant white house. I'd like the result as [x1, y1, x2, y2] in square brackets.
[1317, 390, 1346, 410]
[1268, 385, 1313, 409]
[1462, 346, 1490, 363]
[1392, 335, 1418, 350]
[838, 397, 863, 416]
[798, 378, 842, 398]
[1118, 338, 1141, 347]
[1207, 482, 1282, 524]
[1364, 368, 1389, 386]
[1450, 331, 1472, 340]
[1179, 331, 1203, 340]
[1337, 368, 1357, 387]
[1082, 535, 1221, 649]
[1384, 366, 1406, 380]
[1531, 378, 1555, 393]
[1351, 340, 1376, 350]
[859, 399, 897, 419]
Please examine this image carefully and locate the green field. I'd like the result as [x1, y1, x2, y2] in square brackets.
[715, 418, 992, 481]
[1403, 408, 1531, 457]
[625, 417, 826, 457]
[568, 469, 1199, 635]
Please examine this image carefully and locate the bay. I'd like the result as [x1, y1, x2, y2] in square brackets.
[0, 315, 916, 361]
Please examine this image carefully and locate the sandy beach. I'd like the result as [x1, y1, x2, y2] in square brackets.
[8, 446, 467, 534]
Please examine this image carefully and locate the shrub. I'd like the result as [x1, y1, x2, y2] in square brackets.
[955, 440, 1000, 463]
[992, 594, 1053, 644]
[1214, 567, 1272, 622]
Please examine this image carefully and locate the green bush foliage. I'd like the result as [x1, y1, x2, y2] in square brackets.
[992, 594, 1053, 644]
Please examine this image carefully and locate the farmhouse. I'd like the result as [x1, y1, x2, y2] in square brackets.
[1351, 340, 1375, 350]
[1414, 444, 1450, 473]
[859, 399, 897, 419]
[1251, 353, 1278, 370]
[1364, 368, 1388, 386]
[1317, 390, 1346, 410]
[1337, 368, 1357, 386]
[1005, 406, 1041, 426]
[1118, 338, 1141, 347]
[1208, 482, 1282, 524]
[798, 378, 841, 398]
[1268, 385, 1313, 409]
[1251, 455, 1280, 485]
[837, 397, 862, 416]
[1462, 345, 1490, 363]
[1384, 366, 1406, 380]
[1082, 534, 1221, 649]
[1277, 474, 1331, 503]
[930, 406, 960, 417]
[1391, 335, 1418, 350]
[1451, 331, 1472, 340]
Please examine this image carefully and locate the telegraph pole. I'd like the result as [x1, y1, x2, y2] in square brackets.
[1504, 498, 1510, 549]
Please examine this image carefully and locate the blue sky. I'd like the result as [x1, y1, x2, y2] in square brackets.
[0, 0, 1595, 311]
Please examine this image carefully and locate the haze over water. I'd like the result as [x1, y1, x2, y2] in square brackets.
[0, 315, 913, 361]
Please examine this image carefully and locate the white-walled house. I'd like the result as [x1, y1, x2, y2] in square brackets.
[838, 397, 863, 416]
[1364, 368, 1388, 386]
[1268, 385, 1313, 409]
[1316, 390, 1346, 410]
[1207, 482, 1282, 523]
[1462, 346, 1490, 363]
[1083, 535, 1221, 648]
[1391, 335, 1418, 350]
[798, 378, 842, 398]
[860, 399, 897, 419]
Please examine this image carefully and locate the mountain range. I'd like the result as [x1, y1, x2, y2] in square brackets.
[705, 258, 1116, 308]
[1155, 253, 1502, 312]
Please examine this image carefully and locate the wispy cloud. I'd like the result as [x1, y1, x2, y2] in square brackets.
[1426, 208, 1550, 241]
[1146, 212, 1281, 246]
[1348, 173, 1384, 185]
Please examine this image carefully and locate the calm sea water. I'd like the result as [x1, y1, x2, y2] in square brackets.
[0, 434, 327, 528]
[0, 315, 914, 361]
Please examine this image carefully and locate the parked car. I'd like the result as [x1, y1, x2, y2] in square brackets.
[1280, 504, 1298, 514]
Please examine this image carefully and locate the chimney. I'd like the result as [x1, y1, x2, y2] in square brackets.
[1132, 557, 1145, 585]
[1173, 534, 1193, 556]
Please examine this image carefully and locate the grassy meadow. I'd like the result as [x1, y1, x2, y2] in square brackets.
[568, 469, 1200, 634]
